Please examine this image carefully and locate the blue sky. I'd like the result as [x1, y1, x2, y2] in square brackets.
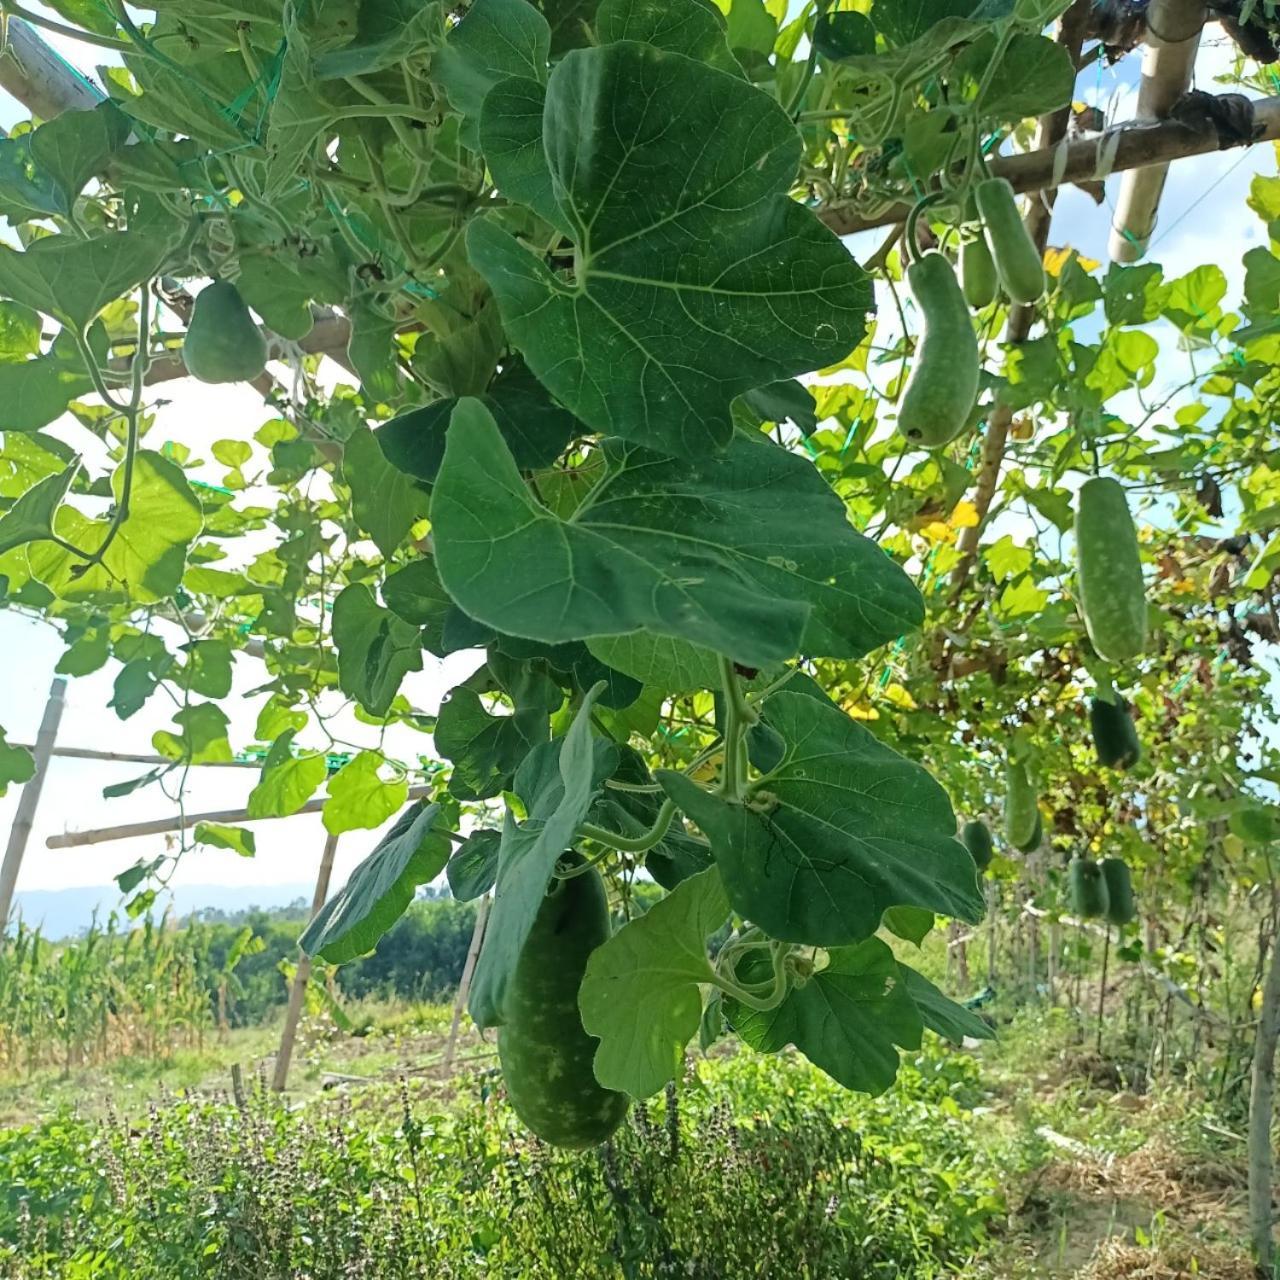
[0, 16, 1273, 914]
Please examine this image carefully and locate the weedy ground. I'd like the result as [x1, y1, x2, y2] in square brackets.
[0, 981, 1259, 1278]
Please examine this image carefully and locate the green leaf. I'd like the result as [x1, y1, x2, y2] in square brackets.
[28, 104, 132, 216]
[958, 32, 1073, 121]
[0, 461, 78, 556]
[433, 401, 921, 667]
[27, 452, 202, 605]
[719, 0, 775, 55]
[659, 692, 985, 945]
[470, 42, 871, 455]
[586, 633, 721, 695]
[56, 629, 110, 677]
[579, 865, 729, 1097]
[0, 231, 172, 331]
[434, 670, 554, 801]
[323, 751, 409, 835]
[871, 0, 1003, 46]
[434, 0, 549, 148]
[0, 347, 94, 434]
[313, 0, 441, 78]
[178, 640, 233, 699]
[1162, 264, 1228, 331]
[153, 703, 234, 764]
[331, 583, 425, 718]
[194, 822, 258, 856]
[382, 559, 454, 652]
[478, 77, 564, 230]
[882, 905, 934, 945]
[247, 729, 329, 818]
[0, 731, 35, 798]
[446, 828, 501, 899]
[1103, 262, 1165, 326]
[378, 363, 577, 484]
[468, 685, 608, 1028]
[724, 938, 922, 1095]
[342, 425, 428, 558]
[741, 379, 819, 436]
[813, 10, 875, 59]
[900, 964, 994, 1042]
[301, 802, 452, 963]
[596, 0, 738, 70]
[0, 301, 41, 361]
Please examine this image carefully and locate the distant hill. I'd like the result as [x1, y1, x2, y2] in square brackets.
[10, 882, 314, 940]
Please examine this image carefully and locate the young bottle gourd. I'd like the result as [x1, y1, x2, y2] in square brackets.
[962, 819, 994, 873]
[181, 281, 268, 384]
[1100, 858, 1136, 926]
[497, 859, 629, 1149]
[1090, 695, 1142, 771]
[1075, 477, 1147, 663]
[1068, 857, 1110, 919]
[896, 251, 979, 448]
[1005, 759, 1039, 851]
[974, 178, 1045, 305]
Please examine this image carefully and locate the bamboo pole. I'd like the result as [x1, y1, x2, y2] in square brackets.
[45, 783, 434, 848]
[444, 895, 490, 1071]
[0, 677, 66, 932]
[11, 744, 262, 768]
[271, 830, 339, 1092]
[0, 17, 102, 119]
[1108, 0, 1206, 262]
[1250, 895, 1280, 1274]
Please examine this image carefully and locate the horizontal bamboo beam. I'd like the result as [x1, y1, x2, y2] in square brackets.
[10, 743, 262, 767]
[0, 17, 102, 119]
[821, 92, 1280, 236]
[46, 783, 434, 849]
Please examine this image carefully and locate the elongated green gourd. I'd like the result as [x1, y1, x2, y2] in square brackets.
[498, 861, 629, 1149]
[1005, 759, 1038, 849]
[1075, 477, 1147, 663]
[960, 230, 998, 309]
[181, 281, 268, 384]
[1013, 810, 1042, 854]
[975, 178, 1045, 305]
[1100, 857, 1136, 925]
[962, 819, 994, 872]
[1090, 696, 1142, 771]
[896, 251, 980, 448]
[1068, 856, 1110, 919]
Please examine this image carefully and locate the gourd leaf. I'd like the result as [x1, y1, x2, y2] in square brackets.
[470, 41, 871, 456]
[301, 802, 452, 963]
[723, 938, 923, 1095]
[579, 864, 730, 1097]
[331, 584, 425, 718]
[0, 462, 79, 556]
[446, 829, 501, 900]
[468, 684, 609, 1028]
[247, 729, 328, 818]
[659, 692, 986, 945]
[899, 964, 995, 1042]
[323, 751, 409, 835]
[432, 400, 922, 667]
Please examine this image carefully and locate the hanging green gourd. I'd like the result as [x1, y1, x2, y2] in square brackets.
[1100, 857, 1136, 925]
[1090, 695, 1142, 770]
[896, 249, 980, 448]
[1013, 810, 1042, 854]
[181, 281, 268, 384]
[960, 226, 998, 309]
[974, 177, 1045, 305]
[1005, 758, 1038, 850]
[962, 819, 994, 872]
[1075, 477, 1147, 663]
[1068, 856, 1110, 919]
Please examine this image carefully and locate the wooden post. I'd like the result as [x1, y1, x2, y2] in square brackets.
[444, 896, 490, 1071]
[271, 830, 339, 1092]
[1048, 918, 1061, 1003]
[0, 677, 67, 933]
[1250, 894, 1280, 1275]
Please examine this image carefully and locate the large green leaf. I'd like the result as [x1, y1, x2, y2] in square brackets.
[0, 462, 78, 556]
[331, 584, 425, 718]
[323, 751, 409, 835]
[468, 685, 608, 1028]
[579, 865, 729, 1097]
[313, 0, 442, 78]
[470, 42, 871, 455]
[153, 704, 233, 764]
[301, 802, 452, 963]
[342, 425, 428, 558]
[433, 401, 922, 666]
[0, 231, 172, 331]
[433, 0, 549, 148]
[247, 729, 329, 818]
[659, 692, 985, 944]
[378, 363, 577, 484]
[0, 731, 35, 798]
[586, 633, 720, 694]
[723, 939, 923, 1095]
[445, 828, 501, 899]
[595, 0, 738, 69]
[900, 964, 994, 1043]
[26, 452, 202, 605]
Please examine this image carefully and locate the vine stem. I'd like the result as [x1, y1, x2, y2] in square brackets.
[577, 798, 676, 854]
[69, 282, 153, 576]
[0, 1, 132, 50]
[713, 942, 790, 1013]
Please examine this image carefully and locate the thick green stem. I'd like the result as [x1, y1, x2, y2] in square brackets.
[577, 798, 676, 854]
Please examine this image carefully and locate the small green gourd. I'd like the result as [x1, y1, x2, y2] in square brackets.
[1100, 857, 1136, 925]
[1068, 856, 1110, 919]
[181, 281, 268, 384]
